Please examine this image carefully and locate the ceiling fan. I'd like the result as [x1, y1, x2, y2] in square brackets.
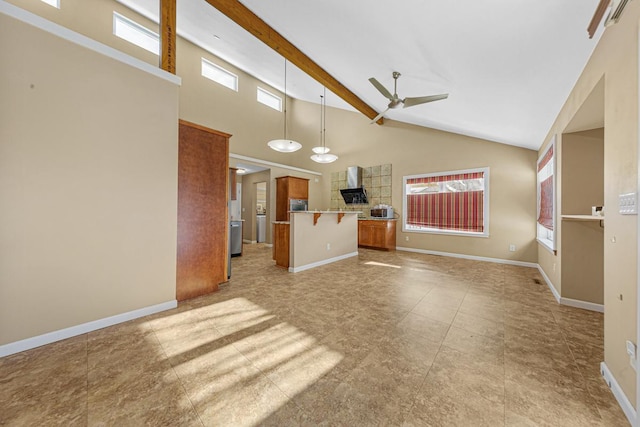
[369, 71, 448, 124]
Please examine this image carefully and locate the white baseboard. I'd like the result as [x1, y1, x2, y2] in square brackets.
[243, 239, 256, 244]
[264, 243, 273, 248]
[601, 362, 636, 425]
[396, 246, 538, 268]
[560, 297, 604, 313]
[0, 300, 177, 358]
[537, 265, 561, 302]
[289, 251, 358, 273]
[537, 266, 604, 313]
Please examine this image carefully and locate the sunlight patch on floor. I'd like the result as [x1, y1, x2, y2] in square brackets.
[365, 261, 402, 269]
[149, 297, 343, 425]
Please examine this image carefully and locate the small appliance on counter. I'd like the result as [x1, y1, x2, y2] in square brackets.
[289, 198, 308, 212]
[370, 205, 394, 219]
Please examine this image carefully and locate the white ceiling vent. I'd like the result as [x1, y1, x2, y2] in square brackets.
[605, 0, 632, 26]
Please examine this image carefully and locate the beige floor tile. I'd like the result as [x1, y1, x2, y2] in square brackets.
[442, 326, 504, 363]
[395, 312, 451, 344]
[410, 299, 459, 324]
[505, 378, 603, 426]
[452, 311, 505, 339]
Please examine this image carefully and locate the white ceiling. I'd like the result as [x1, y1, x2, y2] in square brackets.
[118, 0, 606, 150]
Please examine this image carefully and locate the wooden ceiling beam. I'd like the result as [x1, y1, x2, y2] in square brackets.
[587, 0, 610, 39]
[203, 0, 383, 124]
[160, 0, 177, 73]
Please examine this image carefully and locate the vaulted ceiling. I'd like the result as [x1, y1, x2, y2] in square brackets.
[118, 0, 606, 150]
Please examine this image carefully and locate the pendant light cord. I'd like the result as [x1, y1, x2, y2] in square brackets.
[322, 86, 326, 149]
[283, 59, 288, 140]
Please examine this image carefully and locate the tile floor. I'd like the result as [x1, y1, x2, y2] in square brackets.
[0, 245, 629, 426]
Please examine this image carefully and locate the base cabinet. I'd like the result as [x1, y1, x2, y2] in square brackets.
[273, 223, 290, 268]
[358, 220, 396, 251]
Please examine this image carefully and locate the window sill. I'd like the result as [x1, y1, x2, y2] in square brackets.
[537, 238, 556, 255]
[403, 227, 489, 238]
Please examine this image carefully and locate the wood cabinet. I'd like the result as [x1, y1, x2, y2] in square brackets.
[358, 220, 396, 251]
[176, 120, 230, 301]
[273, 223, 290, 268]
[276, 176, 309, 221]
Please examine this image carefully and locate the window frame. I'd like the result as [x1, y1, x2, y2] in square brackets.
[536, 136, 556, 253]
[402, 167, 490, 237]
[112, 12, 159, 55]
[201, 58, 239, 92]
[40, 0, 60, 8]
[256, 87, 282, 111]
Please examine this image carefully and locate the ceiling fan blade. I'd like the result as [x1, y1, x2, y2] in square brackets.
[368, 78, 394, 101]
[403, 94, 449, 108]
[370, 108, 389, 124]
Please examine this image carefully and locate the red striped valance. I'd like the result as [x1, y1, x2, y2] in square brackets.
[538, 145, 553, 172]
[407, 172, 484, 185]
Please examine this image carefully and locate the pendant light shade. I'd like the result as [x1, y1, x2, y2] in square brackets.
[312, 146, 330, 154]
[311, 152, 338, 163]
[311, 88, 338, 164]
[268, 59, 302, 153]
[268, 139, 302, 152]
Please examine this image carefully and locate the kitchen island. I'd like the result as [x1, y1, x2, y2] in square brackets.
[273, 211, 359, 272]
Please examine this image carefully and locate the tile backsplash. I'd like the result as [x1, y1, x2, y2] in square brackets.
[330, 164, 392, 215]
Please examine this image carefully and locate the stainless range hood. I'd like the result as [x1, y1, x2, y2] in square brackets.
[340, 166, 368, 204]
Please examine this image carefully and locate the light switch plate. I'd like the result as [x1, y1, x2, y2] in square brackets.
[619, 192, 638, 215]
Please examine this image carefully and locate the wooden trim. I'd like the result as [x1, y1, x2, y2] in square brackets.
[587, 0, 610, 39]
[178, 119, 232, 138]
[203, 0, 383, 124]
[337, 212, 345, 224]
[313, 212, 322, 225]
[160, 0, 177, 73]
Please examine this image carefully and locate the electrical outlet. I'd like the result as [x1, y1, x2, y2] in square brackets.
[509, 244, 516, 252]
[405, 236, 409, 241]
[326, 243, 331, 251]
[626, 340, 637, 371]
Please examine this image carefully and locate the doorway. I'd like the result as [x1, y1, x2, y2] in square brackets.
[256, 181, 267, 243]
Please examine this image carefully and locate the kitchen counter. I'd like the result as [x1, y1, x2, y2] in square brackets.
[272, 211, 359, 271]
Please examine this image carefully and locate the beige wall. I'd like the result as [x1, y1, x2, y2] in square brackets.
[538, 1, 639, 403]
[560, 129, 604, 305]
[290, 212, 358, 270]
[562, 128, 605, 214]
[0, 12, 179, 345]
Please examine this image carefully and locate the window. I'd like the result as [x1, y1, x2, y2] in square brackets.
[257, 87, 282, 111]
[537, 137, 555, 251]
[402, 168, 489, 237]
[113, 12, 159, 55]
[201, 58, 238, 91]
[40, 0, 60, 8]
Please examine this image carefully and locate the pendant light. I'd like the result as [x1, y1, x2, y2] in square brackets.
[311, 87, 338, 163]
[267, 59, 302, 153]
